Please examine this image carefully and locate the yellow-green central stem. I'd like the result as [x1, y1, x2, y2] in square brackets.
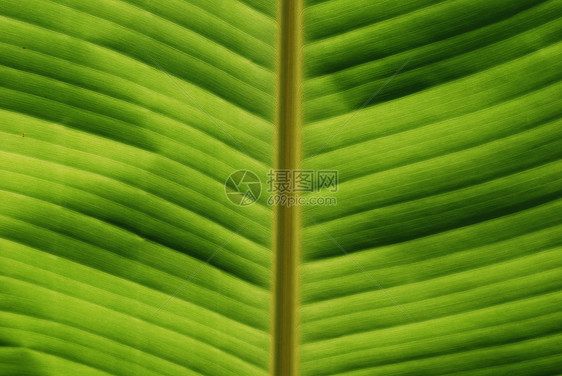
[272, 0, 302, 375]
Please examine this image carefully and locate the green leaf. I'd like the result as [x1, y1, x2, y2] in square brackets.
[0, 0, 560, 375]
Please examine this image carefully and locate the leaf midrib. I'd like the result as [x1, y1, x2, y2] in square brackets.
[272, 0, 303, 375]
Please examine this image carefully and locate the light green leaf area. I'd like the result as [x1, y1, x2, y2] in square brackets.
[0, 0, 561, 375]
[301, 0, 562, 375]
[0, 0, 275, 375]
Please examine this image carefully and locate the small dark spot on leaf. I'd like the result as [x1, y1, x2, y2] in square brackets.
[22, 132, 25, 137]
[22, 47, 26, 49]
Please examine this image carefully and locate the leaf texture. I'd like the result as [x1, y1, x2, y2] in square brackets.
[0, 0, 561, 375]
[0, 0, 276, 375]
[301, 0, 562, 375]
